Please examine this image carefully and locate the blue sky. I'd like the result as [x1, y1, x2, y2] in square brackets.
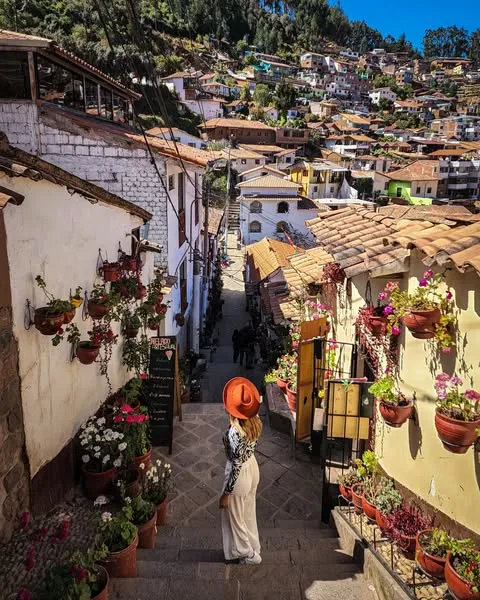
[337, 0, 478, 50]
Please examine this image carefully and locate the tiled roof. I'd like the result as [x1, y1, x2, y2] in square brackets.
[239, 144, 284, 153]
[340, 113, 371, 125]
[284, 247, 333, 293]
[204, 206, 225, 235]
[240, 165, 286, 179]
[246, 238, 302, 282]
[203, 118, 275, 131]
[305, 206, 480, 279]
[226, 148, 266, 160]
[430, 148, 478, 157]
[387, 160, 441, 182]
[237, 175, 301, 189]
[160, 71, 192, 79]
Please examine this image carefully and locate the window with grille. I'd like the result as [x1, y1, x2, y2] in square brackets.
[250, 201, 262, 213]
[249, 221, 262, 233]
[277, 201, 289, 213]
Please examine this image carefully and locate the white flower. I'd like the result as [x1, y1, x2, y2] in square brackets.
[156, 459, 162, 467]
[139, 463, 145, 470]
[153, 476, 159, 484]
[95, 435, 101, 442]
[80, 439, 88, 446]
[94, 495, 108, 507]
[93, 446, 100, 452]
[113, 431, 119, 440]
[118, 442, 127, 452]
[165, 463, 170, 469]
[101, 512, 112, 522]
[102, 454, 110, 464]
[146, 471, 153, 479]
[97, 417, 106, 426]
[82, 455, 90, 463]
[113, 458, 122, 468]
[81, 423, 87, 429]
[124, 497, 132, 504]
[118, 433, 124, 440]
[94, 452, 101, 459]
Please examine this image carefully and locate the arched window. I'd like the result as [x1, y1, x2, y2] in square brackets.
[250, 200, 262, 214]
[249, 221, 262, 233]
[277, 201, 289, 214]
[276, 221, 289, 233]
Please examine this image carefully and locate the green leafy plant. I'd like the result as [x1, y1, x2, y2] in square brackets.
[35, 275, 72, 315]
[451, 550, 480, 592]
[99, 507, 137, 553]
[264, 369, 278, 384]
[89, 283, 119, 308]
[355, 450, 381, 502]
[338, 469, 361, 488]
[128, 495, 155, 526]
[122, 335, 151, 375]
[142, 459, 172, 505]
[375, 478, 402, 515]
[113, 405, 151, 460]
[369, 376, 408, 407]
[52, 323, 81, 347]
[419, 528, 476, 559]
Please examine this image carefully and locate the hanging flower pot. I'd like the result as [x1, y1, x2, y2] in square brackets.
[285, 385, 297, 412]
[91, 566, 109, 600]
[156, 498, 168, 526]
[88, 301, 110, 319]
[76, 342, 100, 365]
[82, 466, 116, 500]
[103, 535, 138, 578]
[445, 553, 480, 600]
[148, 317, 162, 331]
[379, 401, 413, 428]
[434, 410, 480, 454]
[156, 303, 168, 316]
[175, 313, 185, 327]
[63, 307, 76, 324]
[103, 262, 120, 282]
[416, 530, 447, 581]
[34, 308, 66, 335]
[133, 449, 152, 471]
[369, 315, 387, 337]
[402, 308, 441, 339]
[70, 297, 83, 309]
[122, 256, 138, 272]
[351, 484, 364, 515]
[137, 514, 157, 549]
[362, 496, 377, 522]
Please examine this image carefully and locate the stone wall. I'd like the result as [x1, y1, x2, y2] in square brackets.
[0, 214, 30, 542]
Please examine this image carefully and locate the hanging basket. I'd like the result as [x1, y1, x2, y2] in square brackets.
[34, 308, 65, 335]
[102, 262, 120, 282]
[434, 410, 480, 454]
[88, 301, 110, 319]
[402, 308, 441, 339]
[76, 342, 100, 365]
[379, 401, 413, 428]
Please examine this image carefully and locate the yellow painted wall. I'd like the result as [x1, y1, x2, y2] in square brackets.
[327, 257, 480, 535]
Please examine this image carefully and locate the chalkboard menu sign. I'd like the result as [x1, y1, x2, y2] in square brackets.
[145, 336, 176, 454]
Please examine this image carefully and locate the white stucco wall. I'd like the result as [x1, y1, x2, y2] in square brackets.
[2, 173, 153, 477]
[230, 156, 267, 174]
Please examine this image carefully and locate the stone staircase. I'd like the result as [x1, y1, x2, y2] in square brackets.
[228, 199, 240, 232]
[110, 519, 376, 599]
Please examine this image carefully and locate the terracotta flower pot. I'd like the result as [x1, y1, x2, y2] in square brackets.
[103, 535, 138, 578]
[88, 301, 110, 319]
[445, 553, 480, 600]
[133, 449, 152, 471]
[91, 566, 109, 600]
[362, 496, 377, 522]
[63, 307, 76, 324]
[137, 514, 157, 549]
[375, 510, 389, 532]
[416, 530, 447, 580]
[123, 257, 138, 272]
[277, 377, 288, 391]
[435, 410, 480, 454]
[83, 466, 116, 500]
[351, 484, 364, 515]
[34, 308, 65, 335]
[395, 530, 416, 560]
[379, 401, 413, 428]
[113, 469, 141, 499]
[370, 316, 387, 337]
[156, 498, 168, 526]
[339, 485, 352, 501]
[76, 342, 100, 365]
[124, 327, 139, 338]
[103, 262, 120, 282]
[286, 386, 297, 412]
[148, 320, 161, 331]
[402, 308, 441, 339]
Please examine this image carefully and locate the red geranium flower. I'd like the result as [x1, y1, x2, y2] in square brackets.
[114, 415, 123, 423]
[120, 404, 133, 414]
[126, 414, 136, 424]
[139, 373, 147, 380]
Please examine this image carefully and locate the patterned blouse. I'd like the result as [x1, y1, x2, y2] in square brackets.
[222, 424, 257, 495]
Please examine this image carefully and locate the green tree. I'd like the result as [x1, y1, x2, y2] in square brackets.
[377, 97, 394, 112]
[240, 84, 252, 101]
[253, 83, 271, 107]
[273, 81, 297, 113]
[470, 29, 480, 63]
[423, 26, 470, 58]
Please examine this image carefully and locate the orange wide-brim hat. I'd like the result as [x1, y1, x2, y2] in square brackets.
[223, 377, 261, 420]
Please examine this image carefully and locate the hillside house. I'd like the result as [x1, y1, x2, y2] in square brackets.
[289, 160, 349, 199]
[201, 118, 276, 144]
[324, 134, 376, 157]
[146, 127, 206, 149]
[369, 87, 397, 105]
[386, 160, 441, 203]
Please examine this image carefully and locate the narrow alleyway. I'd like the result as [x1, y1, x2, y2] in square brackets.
[111, 234, 376, 600]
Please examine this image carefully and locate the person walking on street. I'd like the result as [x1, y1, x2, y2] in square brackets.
[232, 329, 240, 363]
[219, 377, 263, 565]
[237, 324, 250, 366]
[245, 326, 256, 369]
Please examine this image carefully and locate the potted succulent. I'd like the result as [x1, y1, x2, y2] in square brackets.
[387, 504, 433, 560]
[128, 495, 157, 549]
[416, 529, 476, 581]
[98, 508, 138, 578]
[70, 286, 84, 309]
[102, 261, 120, 282]
[79, 415, 126, 499]
[375, 478, 402, 532]
[88, 284, 116, 319]
[40, 547, 109, 600]
[142, 460, 172, 526]
[445, 548, 480, 600]
[34, 276, 73, 335]
[434, 374, 480, 454]
[338, 469, 361, 501]
[381, 272, 455, 351]
[369, 375, 413, 428]
[355, 450, 380, 522]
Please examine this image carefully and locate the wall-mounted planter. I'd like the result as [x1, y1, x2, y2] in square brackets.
[434, 410, 480, 454]
[402, 308, 441, 339]
[88, 301, 110, 319]
[122, 256, 138, 272]
[285, 385, 297, 412]
[63, 307, 76, 324]
[369, 316, 387, 337]
[34, 308, 65, 335]
[76, 342, 100, 365]
[379, 400, 413, 428]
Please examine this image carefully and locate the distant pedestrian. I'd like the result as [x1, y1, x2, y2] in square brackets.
[232, 329, 240, 363]
[220, 377, 262, 565]
[237, 324, 251, 366]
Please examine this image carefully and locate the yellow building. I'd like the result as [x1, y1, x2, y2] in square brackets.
[289, 160, 349, 199]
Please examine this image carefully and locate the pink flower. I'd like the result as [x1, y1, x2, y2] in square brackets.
[120, 404, 134, 414]
[441, 347, 452, 354]
[418, 279, 429, 287]
[17, 589, 31, 600]
[385, 281, 399, 292]
[450, 376, 463, 386]
[20, 511, 30, 531]
[465, 389, 480, 402]
[424, 269, 434, 279]
[311, 312, 320, 320]
[114, 415, 123, 423]
[446, 289, 453, 300]
[139, 373, 147, 380]
[126, 415, 136, 424]
[392, 326, 401, 335]
[383, 305, 394, 316]
[378, 291, 388, 301]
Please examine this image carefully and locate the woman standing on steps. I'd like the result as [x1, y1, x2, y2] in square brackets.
[219, 377, 263, 565]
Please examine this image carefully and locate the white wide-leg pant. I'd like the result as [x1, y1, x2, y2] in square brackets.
[221, 454, 261, 561]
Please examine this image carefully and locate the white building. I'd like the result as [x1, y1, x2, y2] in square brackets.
[369, 87, 397, 105]
[240, 165, 287, 182]
[237, 175, 318, 244]
[146, 126, 206, 149]
[224, 148, 267, 174]
[324, 134, 376, 157]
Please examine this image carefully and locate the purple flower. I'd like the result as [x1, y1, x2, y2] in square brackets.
[392, 326, 401, 335]
[450, 376, 463, 387]
[378, 291, 387, 301]
[383, 305, 394, 316]
[465, 389, 480, 402]
[418, 279, 429, 287]
[446, 290, 453, 300]
[424, 269, 434, 279]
